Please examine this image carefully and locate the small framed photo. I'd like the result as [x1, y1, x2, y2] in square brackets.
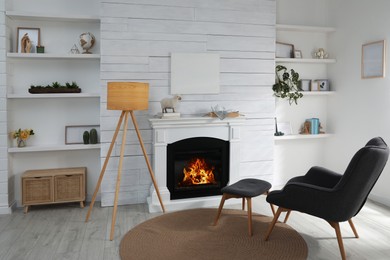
[17, 27, 41, 53]
[278, 122, 293, 135]
[294, 50, 302, 58]
[313, 79, 330, 91]
[276, 42, 294, 58]
[299, 79, 311, 91]
[65, 125, 100, 144]
[361, 40, 386, 79]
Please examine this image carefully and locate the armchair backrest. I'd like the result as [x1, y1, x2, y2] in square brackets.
[333, 137, 389, 220]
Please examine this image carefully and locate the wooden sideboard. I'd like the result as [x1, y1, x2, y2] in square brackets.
[22, 167, 86, 213]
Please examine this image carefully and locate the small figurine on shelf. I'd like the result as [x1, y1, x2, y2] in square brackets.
[21, 33, 32, 53]
[313, 48, 329, 59]
[160, 95, 181, 113]
[70, 44, 80, 54]
[300, 121, 311, 134]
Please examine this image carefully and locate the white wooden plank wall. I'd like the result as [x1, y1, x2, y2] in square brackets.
[100, 0, 276, 206]
[0, 0, 10, 213]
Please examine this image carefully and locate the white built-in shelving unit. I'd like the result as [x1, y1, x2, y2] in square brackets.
[6, 10, 101, 150]
[274, 133, 333, 141]
[275, 58, 336, 64]
[7, 52, 100, 59]
[5, 1, 101, 206]
[275, 23, 336, 141]
[8, 144, 101, 153]
[5, 11, 99, 22]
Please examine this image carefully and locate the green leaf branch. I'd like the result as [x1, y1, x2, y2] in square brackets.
[272, 65, 303, 105]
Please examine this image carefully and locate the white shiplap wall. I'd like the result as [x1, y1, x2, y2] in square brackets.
[100, 0, 276, 206]
[0, 0, 10, 214]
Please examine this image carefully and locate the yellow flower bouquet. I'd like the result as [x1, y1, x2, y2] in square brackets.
[10, 128, 35, 147]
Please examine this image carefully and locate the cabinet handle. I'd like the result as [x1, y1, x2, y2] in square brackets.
[65, 175, 73, 177]
[34, 177, 42, 179]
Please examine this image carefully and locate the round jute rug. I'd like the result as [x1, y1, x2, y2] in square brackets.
[120, 208, 307, 260]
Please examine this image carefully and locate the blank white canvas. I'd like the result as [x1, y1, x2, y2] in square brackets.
[171, 53, 220, 94]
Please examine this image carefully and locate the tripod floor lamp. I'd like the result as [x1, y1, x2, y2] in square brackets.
[85, 82, 165, 241]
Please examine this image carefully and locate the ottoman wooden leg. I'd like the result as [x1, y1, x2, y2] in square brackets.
[214, 194, 227, 226]
[247, 197, 253, 236]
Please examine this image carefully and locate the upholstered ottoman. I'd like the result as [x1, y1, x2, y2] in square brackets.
[214, 178, 275, 236]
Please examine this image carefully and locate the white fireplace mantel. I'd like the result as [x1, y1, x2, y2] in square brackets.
[147, 116, 246, 213]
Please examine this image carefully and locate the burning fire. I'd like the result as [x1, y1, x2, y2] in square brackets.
[179, 157, 216, 186]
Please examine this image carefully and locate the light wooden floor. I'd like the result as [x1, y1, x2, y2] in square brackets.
[0, 199, 389, 260]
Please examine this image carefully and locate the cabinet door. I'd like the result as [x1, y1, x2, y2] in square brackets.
[22, 177, 53, 205]
[54, 174, 84, 202]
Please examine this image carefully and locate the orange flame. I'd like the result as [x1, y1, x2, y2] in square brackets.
[179, 157, 216, 186]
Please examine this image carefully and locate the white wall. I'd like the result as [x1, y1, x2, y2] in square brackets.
[100, 0, 276, 206]
[326, 0, 390, 207]
[277, 0, 329, 27]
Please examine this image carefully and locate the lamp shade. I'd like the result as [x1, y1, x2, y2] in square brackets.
[107, 82, 149, 111]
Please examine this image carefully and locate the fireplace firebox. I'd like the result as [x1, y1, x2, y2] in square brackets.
[167, 137, 229, 200]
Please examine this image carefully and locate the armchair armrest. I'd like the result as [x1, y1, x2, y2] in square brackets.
[302, 166, 343, 188]
[267, 181, 346, 222]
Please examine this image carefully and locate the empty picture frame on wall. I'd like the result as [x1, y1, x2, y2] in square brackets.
[362, 40, 386, 79]
[171, 53, 220, 94]
[276, 42, 294, 58]
[65, 125, 100, 144]
[17, 27, 40, 53]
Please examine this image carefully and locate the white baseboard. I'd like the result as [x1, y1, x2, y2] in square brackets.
[0, 200, 16, 214]
[368, 193, 390, 208]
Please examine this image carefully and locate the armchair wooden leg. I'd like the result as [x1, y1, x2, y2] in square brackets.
[283, 210, 291, 223]
[265, 191, 276, 216]
[214, 194, 227, 226]
[348, 219, 359, 238]
[329, 221, 347, 260]
[242, 197, 245, 210]
[264, 207, 288, 241]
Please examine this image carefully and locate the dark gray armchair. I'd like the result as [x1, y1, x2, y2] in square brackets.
[264, 137, 389, 260]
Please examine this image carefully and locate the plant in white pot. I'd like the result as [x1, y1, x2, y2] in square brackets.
[272, 65, 303, 105]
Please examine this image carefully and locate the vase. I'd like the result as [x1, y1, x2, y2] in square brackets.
[17, 138, 26, 148]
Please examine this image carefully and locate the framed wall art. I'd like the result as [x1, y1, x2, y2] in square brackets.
[361, 40, 386, 79]
[17, 27, 41, 53]
[278, 122, 293, 135]
[299, 79, 311, 91]
[276, 42, 294, 58]
[294, 50, 302, 58]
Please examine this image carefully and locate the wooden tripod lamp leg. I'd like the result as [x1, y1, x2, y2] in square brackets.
[110, 111, 130, 241]
[130, 111, 166, 213]
[85, 111, 126, 222]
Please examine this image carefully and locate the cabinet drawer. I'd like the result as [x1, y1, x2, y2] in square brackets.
[22, 177, 53, 205]
[54, 174, 84, 202]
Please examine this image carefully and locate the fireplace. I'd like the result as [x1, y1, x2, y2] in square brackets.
[147, 116, 245, 212]
[167, 137, 229, 200]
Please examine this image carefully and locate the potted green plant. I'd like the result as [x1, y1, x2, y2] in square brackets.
[272, 65, 303, 105]
[29, 81, 81, 94]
